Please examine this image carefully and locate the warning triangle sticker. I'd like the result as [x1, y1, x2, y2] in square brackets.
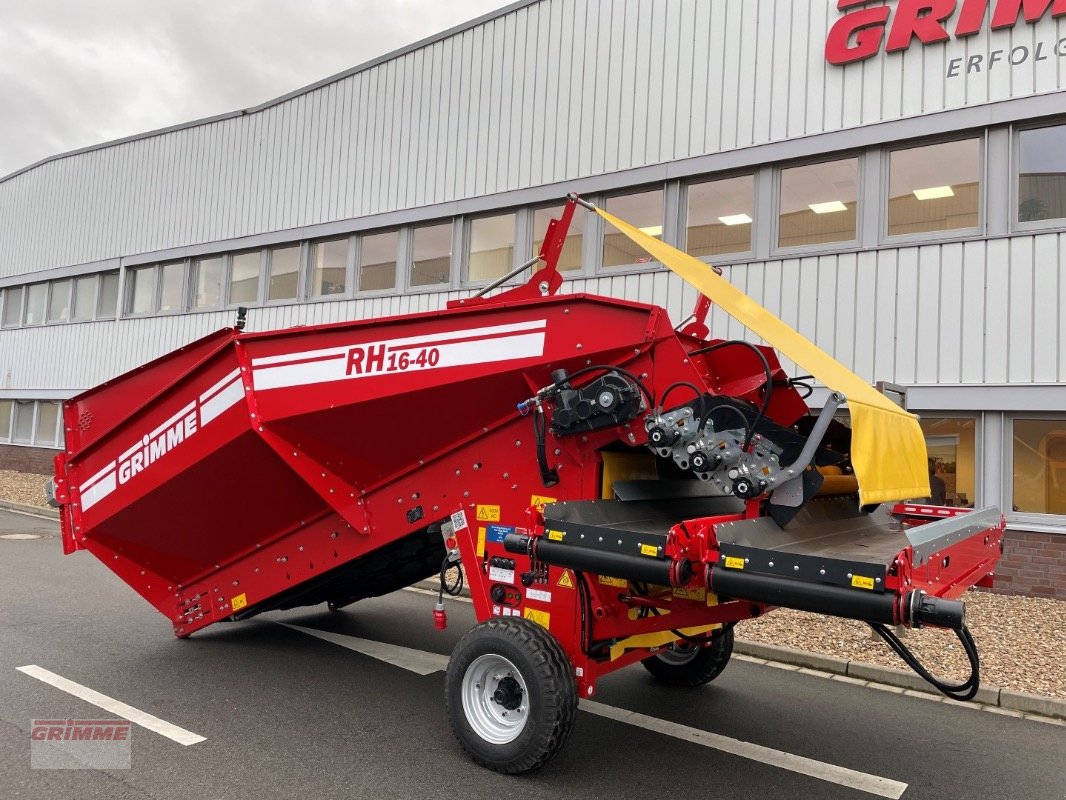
[557, 570, 574, 589]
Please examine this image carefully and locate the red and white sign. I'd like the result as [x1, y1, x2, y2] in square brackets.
[826, 0, 1066, 65]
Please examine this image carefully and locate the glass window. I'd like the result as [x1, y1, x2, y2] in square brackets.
[918, 417, 977, 507]
[2, 286, 23, 327]
[888, 139, 980, 236]
[268, 245, 301, 301]
[35, 402, 59, 447]
[410, 223, 452, 287]
[467, 213, 516, 282]
[159, 262, 185, 312]
[24, 283, 47, 325]
[72, 276, 96, 322]
[1012, 418, 1066, 516]
[779, 157, 858, 248]
[533, 206, 582, 271]
[1018, 125, 1066, 224]
[602, 188, 664, 268]
[0, 400, 11, 440]
[47, 279, 71, 323]
[687, 175, 755, 258]
[360, 231, 398, 292]
[97, 271, 119, 318]
[128, 267, 157, 314]
[230, 252, 261, 305]
[12, 401, 34, 443]
[193, 257, 224, 308]
[311, 238, 348, 297]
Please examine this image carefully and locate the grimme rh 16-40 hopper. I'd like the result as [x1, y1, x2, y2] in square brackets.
[50, 195, 1004, 773]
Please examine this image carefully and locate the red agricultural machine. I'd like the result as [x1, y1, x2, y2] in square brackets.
[49, 195, 1004, 773]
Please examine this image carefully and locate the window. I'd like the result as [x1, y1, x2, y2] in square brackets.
[888, 139, 980, 236]
[72, 275, 96, 322]
[159, 262, 186, 312]
[533, 206, 582, 271]
[919, 417, 977, 508]
[128, 267, 157, 315]
[35, 402, 59, 447]
[47, 279, 71, 323]
[1012, 418, 1066, 517]
[311, 238, 348, 297]
[687, 175, 755, 258]
[602, 188, 664, 269]
[410, 223, 452, 287]
[467, 213, 516, 282]
[98, 271, 119, 318]
[779, 157, 858, 248]
[268, 245, 301, 301]
[0, 400, 11, 439]
[1018, 124, 1066, 224]
[230, 252, 261, 305]
[360, 231, 398, 292]
[24, 283, 47, 325]
[193, 257, 224, 308]
[2, 286, 22, 327]
[12, 401, 34, 443]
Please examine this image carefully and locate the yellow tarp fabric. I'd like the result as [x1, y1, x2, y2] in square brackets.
[596, 208, 930, 505]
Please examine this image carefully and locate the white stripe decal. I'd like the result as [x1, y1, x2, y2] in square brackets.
[119, 401, 196, 461]
[200, 379, 244, 426]
[80, 460, 117, 492]
[250, 319, 548, 367]
[253, 330, 546, 391]
[79, 471, 116, 511]
[199, 369, 241, 404]
[17, 665, 207, 746]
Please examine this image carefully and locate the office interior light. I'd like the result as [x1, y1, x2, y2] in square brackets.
[913, 185, 955, 201]
[808, 201, 848, 214]
[638, 225, 663, 236]
[718, 214, 753, 226]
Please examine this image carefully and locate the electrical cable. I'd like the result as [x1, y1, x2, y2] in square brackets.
[438, 554, 464, 601]
[657, 380, 708, 421]
[868, 622, 980, 701]
[688, 340, 773, 451]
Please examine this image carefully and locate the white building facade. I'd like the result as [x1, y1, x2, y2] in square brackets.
[1, 0, 1064, 596]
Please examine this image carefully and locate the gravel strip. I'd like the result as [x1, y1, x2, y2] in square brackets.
[3, 469, 1062, 697]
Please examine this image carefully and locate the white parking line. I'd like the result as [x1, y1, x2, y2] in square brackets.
[581, 700, 907, 799]
[16, 665, 206, 746]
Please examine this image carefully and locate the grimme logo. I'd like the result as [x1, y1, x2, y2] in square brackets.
[30, 718, 133, 769]
[826, 0, 1066, 66]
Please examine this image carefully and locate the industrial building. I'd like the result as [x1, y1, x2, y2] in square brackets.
[1, 0, 1063, 597]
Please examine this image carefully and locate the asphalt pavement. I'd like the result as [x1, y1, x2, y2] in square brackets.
[1, 509, 1063, 800]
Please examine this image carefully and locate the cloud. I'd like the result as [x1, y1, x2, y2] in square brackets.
[0, 0, 511, 176]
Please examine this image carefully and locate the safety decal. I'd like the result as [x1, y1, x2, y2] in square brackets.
[450, 510, 469, 531]
[526, 588, 552, 603]
[476, 504, 501, 522]
[640, 544, 659, 557]
[673, 586, 707, 602]
[547, 529, 565, 541]
[598, 575, 628, 588]
[851, 574, 875, 590]
[557, 571, 575, 589]
[476, 527, 486, 558]
[724, 556, 745, 570]
[530, 494, 557, 513]
[485, 524, 516, 544]
[523, 608, 550, 629]
[489, 565, 515, 584]
[231, 593, 248, 612]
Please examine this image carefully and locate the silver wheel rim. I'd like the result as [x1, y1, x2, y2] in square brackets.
[461, 653, 529, 745]
[657, 642, 700, 666]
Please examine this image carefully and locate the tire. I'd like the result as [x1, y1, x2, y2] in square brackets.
[446, 618, 577, 774]
[641, 627, 734, 687]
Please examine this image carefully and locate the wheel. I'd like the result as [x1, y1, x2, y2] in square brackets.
[641, 627, 734, 687]
[446, 617, 577, 774]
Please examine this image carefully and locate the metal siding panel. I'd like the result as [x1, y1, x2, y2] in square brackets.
[643, 0, 666, 166]
[894, 248, 920, 385]
[983, 238, 1010, 382]
[616, 0, 639, 172]
[849, 250, 876, 380]
[1008, 236, 1034, 383]
[785, 0, 811, 140]
[734, 2, 758, 149]
[915, 246, 943, 383]
[959, 240, 986, 383]
[757, 0, 781, 145]
[672, 0, 696, 160]
[872, 250, 898, 382]
[701, 0, 725, 156]
[937, 242, 964, 384]
[1032, 234, 1058, 383]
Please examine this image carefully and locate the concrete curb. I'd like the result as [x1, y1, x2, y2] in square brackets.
[0, 500, 58, 520]
[415, 579, 1066, 721]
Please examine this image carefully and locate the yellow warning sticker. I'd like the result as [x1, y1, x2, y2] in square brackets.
[557, 570, 575, 589]
[530, 494, 557, 513]
[598, 575, 628, 588]
[724, 556, 745, 570]
[851, 574, 875, 591]
[476, 526, 486, 558]
[640, 544, 659, 557]
[523, 607, 551, 629]
[547, 529, 565, 541]
[231, 593, 248, 612]
[673, 585, 707, 602]
[476, 504, 501, 522]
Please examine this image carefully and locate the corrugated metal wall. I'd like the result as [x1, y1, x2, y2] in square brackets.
[2, 0, 1063, 278]
[4, 231, 1062, 394]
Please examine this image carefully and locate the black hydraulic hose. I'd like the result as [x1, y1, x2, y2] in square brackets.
[698, 403, 752, 444]
[657, 380, 707, 419]
[532, 406, 559, 487]
[688, 340, 773, 450]
[868, 622, 981, 702]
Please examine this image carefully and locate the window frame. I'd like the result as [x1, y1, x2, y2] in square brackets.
[463, 211, 519, 287]
[355, 229, 401, 295]
[96, 270, 120, 320]
[70, 274, 99, 323]
[1012, 119, 1066, 235]
[597, 185, 669, 275]
[264, 244, 306, 305]
[914, 412, 983, 509]
[227, 250, 265, 308]
[530, 204, 587, 276]
[1, 285, 24, 329]
[0, 399, 13, 443]
[407, 221, 455, 292]
[881, 134, 985, 246]
[307, 236, 353, 301]
[681, 171, 758, 264]
[22, 282, 48, 327]
[772, 152, 863, 257]
[1005, 413, 1066, 529]
[190, 255, 227, 311]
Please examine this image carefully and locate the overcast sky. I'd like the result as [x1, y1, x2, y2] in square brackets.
[0, 0, 511, 177]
